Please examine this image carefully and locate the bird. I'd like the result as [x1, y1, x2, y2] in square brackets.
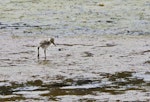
[37, 38, 56, 60]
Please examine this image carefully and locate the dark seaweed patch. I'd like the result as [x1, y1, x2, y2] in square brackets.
[0, 71, 149, 101]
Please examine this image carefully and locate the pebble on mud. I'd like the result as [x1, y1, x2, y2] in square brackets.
[98, 3, 104, 6]
[58, 48, 62, 51]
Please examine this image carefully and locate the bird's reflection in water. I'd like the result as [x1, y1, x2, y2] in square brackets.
[38, 59, 52, 65]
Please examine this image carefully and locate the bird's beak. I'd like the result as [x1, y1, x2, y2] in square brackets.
[52, 42, 56, 46]
[50, 38, 56, 46]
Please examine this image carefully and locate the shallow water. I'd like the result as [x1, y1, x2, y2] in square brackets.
[0, 0, 150, 101]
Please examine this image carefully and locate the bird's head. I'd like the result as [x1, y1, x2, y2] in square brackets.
[50, 38, 56, 46]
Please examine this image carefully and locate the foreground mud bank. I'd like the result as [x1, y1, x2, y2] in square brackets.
[0, 71, 149, 101]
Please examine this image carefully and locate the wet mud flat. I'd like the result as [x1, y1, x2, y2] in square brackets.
[0, 35, 150, 101]
[0, 0, 150, 101]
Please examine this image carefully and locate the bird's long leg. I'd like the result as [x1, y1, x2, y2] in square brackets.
[44, 49, 46, 60]
[37, 47, 40, 59]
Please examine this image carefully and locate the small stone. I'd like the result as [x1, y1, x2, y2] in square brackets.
[98, 3, 104, 6]
[58, 48, 62, 51]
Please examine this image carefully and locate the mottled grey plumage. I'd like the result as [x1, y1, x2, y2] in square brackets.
[38, 38, 56, 59]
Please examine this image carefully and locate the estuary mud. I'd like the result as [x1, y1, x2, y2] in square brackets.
[0, 0, 150, 101]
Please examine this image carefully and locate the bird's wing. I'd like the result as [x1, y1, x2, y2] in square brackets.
[40, 40, 49, 45]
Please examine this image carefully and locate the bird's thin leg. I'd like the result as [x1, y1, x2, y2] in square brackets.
[37, 47, 40, 59]
[44, 49, 46, 60]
